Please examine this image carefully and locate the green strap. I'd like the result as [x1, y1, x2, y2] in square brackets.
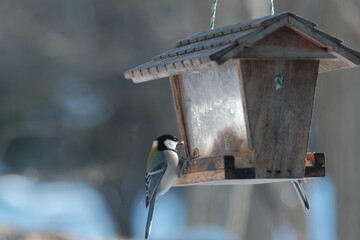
[270, 0, 275, 15]
[210, 0, 218, 29]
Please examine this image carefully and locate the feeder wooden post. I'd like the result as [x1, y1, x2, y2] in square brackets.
[240, 59, 319, 178]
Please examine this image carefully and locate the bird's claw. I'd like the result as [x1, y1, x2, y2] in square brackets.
[177, 157, 189, 178]
[177, 148, 201, 178]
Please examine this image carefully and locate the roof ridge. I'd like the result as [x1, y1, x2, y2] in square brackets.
[125, 12, 360, 83]
[174, 12, 291, 48]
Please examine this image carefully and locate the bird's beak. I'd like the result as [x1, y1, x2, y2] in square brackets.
[177, 140, 184, 146]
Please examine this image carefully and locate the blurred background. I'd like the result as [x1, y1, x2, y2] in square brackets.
[0, 0, 359, 239]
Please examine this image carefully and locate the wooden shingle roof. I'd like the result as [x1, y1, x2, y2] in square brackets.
[125, 12, 360, 83]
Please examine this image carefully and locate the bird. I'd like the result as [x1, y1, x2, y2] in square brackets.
[291, 180, 311, 212]
[145, 134, 183, 239]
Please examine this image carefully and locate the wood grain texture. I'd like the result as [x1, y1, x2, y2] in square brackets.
[173, 153, 325, 186]
[236, 27, 336, 59]
[213, 18, 289, 63]
[240, 60, 319, 178]
[154, 29, 258, 61]
[287, 18, 360, 71]
[125, 12, 360, 82]
[179, 156, 225, 174]
[170, 75, 191, 156]
[174, 12, 313, 48]
[174, 169, 225, 185]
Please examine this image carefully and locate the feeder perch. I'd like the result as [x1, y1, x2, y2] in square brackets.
[125, 12, 360, 185]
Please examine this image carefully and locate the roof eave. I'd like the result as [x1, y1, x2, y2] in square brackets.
[124, 12, 360, 82]
[212, 15, 360, 71]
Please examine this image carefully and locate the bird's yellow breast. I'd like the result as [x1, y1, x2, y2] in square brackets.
[146, 145, 159, 172]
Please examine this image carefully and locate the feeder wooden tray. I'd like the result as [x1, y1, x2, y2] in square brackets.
[174, 152, 325, 186]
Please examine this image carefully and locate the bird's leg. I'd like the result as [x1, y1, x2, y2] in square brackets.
[177, 148, 201, 178]
[178, 156, 196, 177]
[177, 157, 188, 178]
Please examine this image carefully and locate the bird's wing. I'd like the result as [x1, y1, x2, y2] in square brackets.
[145, 162, 167, 207]
[145, 152, 168, 207]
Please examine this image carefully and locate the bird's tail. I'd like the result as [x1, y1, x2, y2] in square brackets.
[291, 180, 311, 212]
[145, 197, 156, 239]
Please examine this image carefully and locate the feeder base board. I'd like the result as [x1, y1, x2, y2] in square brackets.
[174, 178, 319, 186]
[173, 152, 325, 186]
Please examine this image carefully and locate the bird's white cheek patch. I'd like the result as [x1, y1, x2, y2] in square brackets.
[164, 139, 177, 150]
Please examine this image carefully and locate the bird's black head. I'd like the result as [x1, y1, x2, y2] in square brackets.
[154, 134, 181, 151]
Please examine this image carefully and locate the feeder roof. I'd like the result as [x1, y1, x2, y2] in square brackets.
[125, 12, 360, 83]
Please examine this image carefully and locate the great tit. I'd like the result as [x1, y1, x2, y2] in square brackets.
[292, 180, 310, 212]
[145, 134, 183, 239]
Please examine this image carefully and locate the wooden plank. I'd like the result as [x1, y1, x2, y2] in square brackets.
[224, 156, 256, 179]
[175, 12, 289, 47]
[287, 19, 343, 46]
[129, 46, 224, 82]
[173, 153, 325, 186]
[174, 169, 225, 185]
[343, 45, 360, 59]
[288, 17, 360, 68]
[133, 70, 142, 79]
[165, 63, 176, 72]
[182, 59, 193, 69]
[125, 11, 360, 82]
[305, 152, 326, 177]
[124, 71, 134, 79]
[176, 153, 322, 174]
[288, 12, 317, 28]
[148, 66, 158, 75]
[240, 60, 319, 178]
[180, 156, 225, 173]
[154, 29, 258, 61]
[236, 27, 336, 59]
[212, 17, 359, 69]
[174, 61, 184, 69]
[285, 24, 329, 48]
[170, 75, 191, 156]
[305, 167, 325, 177]
[319, 52, 358, 73]
[175, 177, 322, 186]
[313, 28, 344, 44]
[305, 153, 326, 177]
[213, 17, 289, 63]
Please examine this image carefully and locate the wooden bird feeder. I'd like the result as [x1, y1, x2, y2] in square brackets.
[125, 12, 360, 185]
